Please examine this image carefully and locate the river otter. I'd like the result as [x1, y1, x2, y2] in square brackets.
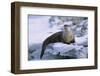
[40, 25, 75, 59]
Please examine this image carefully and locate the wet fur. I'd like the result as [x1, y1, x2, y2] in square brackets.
[40, 31, 75, 59]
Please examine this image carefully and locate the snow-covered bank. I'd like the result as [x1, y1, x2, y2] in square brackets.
[46, 35, 88, 59]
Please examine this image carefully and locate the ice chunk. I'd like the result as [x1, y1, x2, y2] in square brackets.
[46, 42, 87, 58]
[53, 43, 75, 53]
[75, 35, 88, 46]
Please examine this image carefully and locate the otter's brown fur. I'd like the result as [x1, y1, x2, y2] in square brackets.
[40, 25, 75, 59]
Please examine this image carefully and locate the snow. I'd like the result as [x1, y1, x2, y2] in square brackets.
[45, 36, 87, 58]
[75, 34, 88, 45]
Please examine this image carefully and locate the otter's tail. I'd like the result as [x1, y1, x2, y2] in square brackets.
[40, 31, 62, 59]
[40, 41, 47, 59]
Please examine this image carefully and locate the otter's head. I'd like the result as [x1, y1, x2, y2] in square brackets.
[63, 25, 71, 32]
[63, 25, 74, 43]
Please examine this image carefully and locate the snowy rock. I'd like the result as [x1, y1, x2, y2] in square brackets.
[75, 35, 88, 46]
[53, 43, 75, 53]
[46, 36, 88, 59]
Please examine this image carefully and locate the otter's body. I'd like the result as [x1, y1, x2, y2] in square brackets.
[40, 25, 75, 59]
